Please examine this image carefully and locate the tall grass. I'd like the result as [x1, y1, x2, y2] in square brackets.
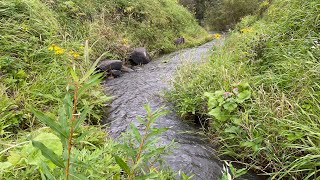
[170, 0, 320, 178]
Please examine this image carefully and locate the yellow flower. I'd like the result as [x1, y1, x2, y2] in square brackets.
[73, 52, 80, 58]
[121, 38, 129, 45]
[48, 44, 56, 51]
[80, 45, 84, 49]
[240, 28, 253, 33]
[69, 50, 80, 58]
[54, 46, 64, 55]
[213, 33, 221, 39]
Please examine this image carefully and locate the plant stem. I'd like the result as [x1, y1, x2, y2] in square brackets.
[128, 112, 153, 180]
[65, 83, 79, 180]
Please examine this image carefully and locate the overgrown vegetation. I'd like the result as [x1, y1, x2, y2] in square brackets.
[0, 0, 210, 178]
[0, 43, 178, 179]
[0, 0, 209, 135]
[170, 0, 320, 178]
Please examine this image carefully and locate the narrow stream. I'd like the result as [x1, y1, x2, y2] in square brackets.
[102, 39, 259, 179]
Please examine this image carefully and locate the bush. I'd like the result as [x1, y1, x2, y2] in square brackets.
[170, 0, 320, 178]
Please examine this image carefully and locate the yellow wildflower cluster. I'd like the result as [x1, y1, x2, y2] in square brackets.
[213, 33, 221, 39]
[121, 38, 129, 45]
[48, 44, 65, 55]
[48, 44, 81, 58]
[240, 28, 253, 33]
[69, 50, 80, 58]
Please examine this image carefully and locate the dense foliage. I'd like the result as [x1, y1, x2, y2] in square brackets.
[0, 0, 208, 178]
[179, 0, 263, 30]
[170, 0, 320, 178]
[0, 0, 209, 135]
[204, 0, 264, 30]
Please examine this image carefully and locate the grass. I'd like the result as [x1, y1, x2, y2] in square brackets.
[169, 0, 320, 178]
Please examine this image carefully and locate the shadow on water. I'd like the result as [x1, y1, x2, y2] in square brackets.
[102, 39, 266, 180]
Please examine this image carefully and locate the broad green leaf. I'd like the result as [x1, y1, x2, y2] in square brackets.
[0, 162, 12, 169]
[114, 155, 130, 174]
[231, 117, 242, 125]
[13, 133, 63, 170]
[7, 151, 22, 165]
[130, 123, 141, 143]
[214, 90, 225, 96]
[217, 97, 224, 104]
[32, 140, 64, 168]
[237, 82, 250, 91]
[31, 108, 67, 138]
[236, 90, 251, 103]
[208, 98, 218, 109]
[208, 107, 228, 121]
[223, 102, 238, 112]
[204, 92, 214, 98]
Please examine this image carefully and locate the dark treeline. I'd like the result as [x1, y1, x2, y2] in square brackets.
[179, 0, 264, 30]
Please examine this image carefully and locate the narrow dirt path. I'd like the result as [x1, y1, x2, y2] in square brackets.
[102, 39, 258, 179]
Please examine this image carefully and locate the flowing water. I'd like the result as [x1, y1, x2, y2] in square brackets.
[102, 39, 260, 179]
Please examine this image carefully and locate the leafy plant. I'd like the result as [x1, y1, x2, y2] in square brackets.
[204, 82, 251, 121]
[29, 41, 107, 179]
[113, 104, 173, 179]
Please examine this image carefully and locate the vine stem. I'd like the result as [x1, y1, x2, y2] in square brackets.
[65, 82, 79, 180]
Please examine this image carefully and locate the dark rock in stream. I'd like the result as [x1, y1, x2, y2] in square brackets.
[98, 60, 123, 71]
[129, 47, 151, 65]
[102, 39, 263, 180]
